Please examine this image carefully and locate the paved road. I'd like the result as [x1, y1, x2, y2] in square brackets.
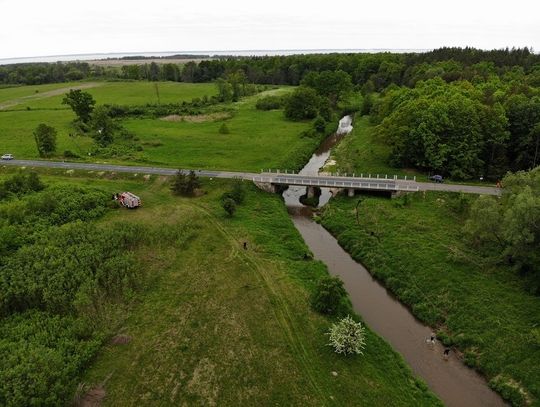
[1, 159, 501, 196]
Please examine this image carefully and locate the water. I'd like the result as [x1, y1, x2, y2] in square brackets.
[283, 118, 507, 407]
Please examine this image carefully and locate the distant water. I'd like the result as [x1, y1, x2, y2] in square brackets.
[0, 49, 429, 65]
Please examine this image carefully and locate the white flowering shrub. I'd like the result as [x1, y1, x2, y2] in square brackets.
[327, 315, 366, 355]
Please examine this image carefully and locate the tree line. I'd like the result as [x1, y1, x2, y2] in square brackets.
[2, 47, 538, 87]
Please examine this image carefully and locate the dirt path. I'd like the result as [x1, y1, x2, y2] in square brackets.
[0, 82, 103, 110]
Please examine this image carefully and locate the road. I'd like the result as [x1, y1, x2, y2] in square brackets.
[1, 159, 501, 196]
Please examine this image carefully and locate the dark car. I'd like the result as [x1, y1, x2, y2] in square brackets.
[429, 175, 444, 183]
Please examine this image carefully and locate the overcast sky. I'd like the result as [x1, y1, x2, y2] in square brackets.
[1, 0, 539, 59]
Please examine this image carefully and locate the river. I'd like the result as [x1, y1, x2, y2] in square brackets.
[283, 116, 507, 407]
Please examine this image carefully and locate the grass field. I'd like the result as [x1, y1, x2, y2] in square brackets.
[0, 82, 89, 105]
[0, 82, 319, 172]
[0, 168, 441, 406]
[320, 192, 540, 406]
[122, 91, 317, 170]
[16, 81, 217, 110]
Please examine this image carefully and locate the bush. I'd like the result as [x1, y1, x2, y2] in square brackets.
[284, 87, 321, 120]
[230, 179, 245, 204]
[255, 95, 284, 110]
[63, 150, 80, 159]
[311, 276, 347, 315]
[0, 172, 45, 200]
[219, 122, 230, 134]
[313, 116, 327, 133]
[327, 315, 367, 355]
[222, 197, 236, 217]
[171, 170, 200, 196]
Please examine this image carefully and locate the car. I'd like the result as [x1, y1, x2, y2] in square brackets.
[1, 154, 14, 160]
[429, 174, 444, 183]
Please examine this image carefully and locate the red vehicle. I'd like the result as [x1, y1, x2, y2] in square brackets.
[115, 192, 141, 208]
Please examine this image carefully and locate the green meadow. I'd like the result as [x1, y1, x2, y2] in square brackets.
[0, 82, 318, 172]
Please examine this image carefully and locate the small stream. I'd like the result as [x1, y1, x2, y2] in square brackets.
[283, 116, 506, 407]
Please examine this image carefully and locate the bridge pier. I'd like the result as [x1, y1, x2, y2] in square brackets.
[306, 186, 316, 199]
[347, 188, 355, 197]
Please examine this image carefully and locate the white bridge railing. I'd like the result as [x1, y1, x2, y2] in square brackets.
[262, 169, 417, 182]
[252, 175, 419, 192]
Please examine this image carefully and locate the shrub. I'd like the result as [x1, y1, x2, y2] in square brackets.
[311, 276, 347, 315]
[284, 87, 321, 120]
[219, 122, 230, 134]
[222, 197, 236, 217]
[171, 170, 200, 196]
[327, 315, 367, 355]
[230, 179, 245, 204]
[63, 150, 80, 159]
[255, 95, 284, 110]
[313, 116, 327, 133]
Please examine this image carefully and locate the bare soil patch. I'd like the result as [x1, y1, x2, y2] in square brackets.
[79, 386, 106, 407]
[111, 334, 132, 345]
[161, 112, 231, 123]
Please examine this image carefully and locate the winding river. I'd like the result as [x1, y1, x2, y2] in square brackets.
[283, 116, 506, 407]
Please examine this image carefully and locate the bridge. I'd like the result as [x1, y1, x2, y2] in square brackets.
[1, 160, 501, 196]
[253, 171, 419, 197]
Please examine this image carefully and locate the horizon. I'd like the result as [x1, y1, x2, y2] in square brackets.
[1, 0, 538, 61]
[1, 46, 537, 66]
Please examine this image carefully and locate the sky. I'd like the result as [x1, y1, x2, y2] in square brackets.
[1, 0, 539, 59]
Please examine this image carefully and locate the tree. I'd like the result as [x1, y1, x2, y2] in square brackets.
[62, 89, 95, 123]
[230, 178, 245, 204]
[284, 87, 321, 120]
[301, 70, 353, 106]
[148, 62, 160, 81]
[90, 106, 115, 147]
[170, 170, 200, 196]
[33, 123, 57, 157]
[221, 197, 236, 217]
[327, 315, 367, 355]
[311, 276, 347, 315]
[215, 78, 233, 102]
[227, 70, 247, 101]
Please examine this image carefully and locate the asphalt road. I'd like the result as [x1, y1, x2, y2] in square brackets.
[1, 159, 501, 196]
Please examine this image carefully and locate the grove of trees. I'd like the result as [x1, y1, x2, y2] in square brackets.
[464, 167, 540, 292]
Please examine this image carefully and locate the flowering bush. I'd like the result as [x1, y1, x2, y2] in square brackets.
[327, 315, 366, 355]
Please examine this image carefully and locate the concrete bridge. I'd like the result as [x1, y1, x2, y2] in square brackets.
[1, 160, 501, 196]
[253, 171, 419, 197]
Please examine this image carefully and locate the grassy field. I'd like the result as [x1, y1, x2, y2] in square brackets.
[0, 168, 441, 406]
[10, 81, 217, 110]
[0, 82, 319, 172]
[0, 82, 94, 104]
[320, 192, 540, 406]
[122, 91, 317, 170]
